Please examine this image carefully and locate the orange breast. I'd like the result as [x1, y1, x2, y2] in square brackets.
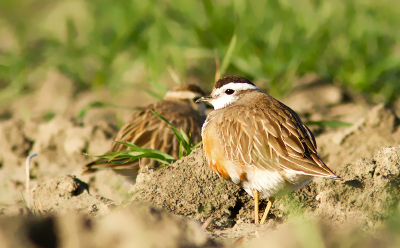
[203, 126, 233, 181]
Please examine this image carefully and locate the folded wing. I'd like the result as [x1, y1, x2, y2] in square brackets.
[217, 103, 340, 179]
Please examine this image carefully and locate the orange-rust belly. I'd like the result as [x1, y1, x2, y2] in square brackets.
[203, 127, 233, 181]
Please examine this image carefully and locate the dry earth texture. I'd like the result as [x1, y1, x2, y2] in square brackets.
[1, 79, 400, 247]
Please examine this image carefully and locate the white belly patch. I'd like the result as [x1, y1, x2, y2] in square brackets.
[242, 168, 285, 199]
[242, 168, 313, 199]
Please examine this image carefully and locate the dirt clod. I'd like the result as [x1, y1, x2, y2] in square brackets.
[32, 175, 116, 218]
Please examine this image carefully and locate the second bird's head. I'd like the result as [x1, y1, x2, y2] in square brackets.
[164, 83, 207, 114]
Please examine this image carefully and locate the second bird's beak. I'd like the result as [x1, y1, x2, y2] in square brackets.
[196, 96, 212, 103]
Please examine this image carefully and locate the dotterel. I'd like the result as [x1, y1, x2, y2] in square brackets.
[83, 84, 207, 182]
[197, 75, 341, 224]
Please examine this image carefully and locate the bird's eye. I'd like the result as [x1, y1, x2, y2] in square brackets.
[225, 89, 234, 95]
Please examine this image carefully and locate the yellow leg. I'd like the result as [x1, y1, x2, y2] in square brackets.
[260, 198, 275, 224]
[253, 190, 259, 224]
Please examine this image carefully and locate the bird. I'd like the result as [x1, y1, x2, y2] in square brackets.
[82, 83, 207, 182]
[197, 75, 341, 224]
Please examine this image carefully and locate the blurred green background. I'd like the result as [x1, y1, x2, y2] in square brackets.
[1, 0, 400, 105]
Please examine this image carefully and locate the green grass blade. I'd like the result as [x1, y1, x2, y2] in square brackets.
[180, 127, 189, 144]
[150, 110, 191, 152]
[114, 141, 148, 152]
[179, 142, 183, 159]
[188, 132, 193, 147]
[179, 127, 191, 154]
[115, 141, 176, 160]
[91, 141, 176, 165]
[99, 151, 175, 165]
[93, 150, 134, 159]
[192, 141, 203, 150]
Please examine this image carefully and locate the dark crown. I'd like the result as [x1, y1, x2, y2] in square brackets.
[214, 75, 255, 89]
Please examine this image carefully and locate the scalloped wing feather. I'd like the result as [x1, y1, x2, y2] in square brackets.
[218, 102, 339, 179]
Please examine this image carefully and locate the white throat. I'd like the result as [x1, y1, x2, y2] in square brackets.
[209, 83, 259, 110]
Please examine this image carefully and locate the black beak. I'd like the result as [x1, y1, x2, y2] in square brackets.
[196, 96, 212, 103]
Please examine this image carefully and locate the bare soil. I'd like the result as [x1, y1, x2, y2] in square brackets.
[1, 78, 400, 247]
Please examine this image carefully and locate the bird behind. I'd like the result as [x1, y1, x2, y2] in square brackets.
[83, 84, 207, 181]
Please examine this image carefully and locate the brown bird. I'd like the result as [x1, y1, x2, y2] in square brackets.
[197, 75, 341, 224]
[83, 84, 207, 181]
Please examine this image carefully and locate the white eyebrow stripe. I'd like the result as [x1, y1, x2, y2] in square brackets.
[209, 82, 260, 110]
[218, 82, 259, 92]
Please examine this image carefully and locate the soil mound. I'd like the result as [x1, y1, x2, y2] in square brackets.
[130, 145, 400, 232]
[129, 148, 255, 228]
